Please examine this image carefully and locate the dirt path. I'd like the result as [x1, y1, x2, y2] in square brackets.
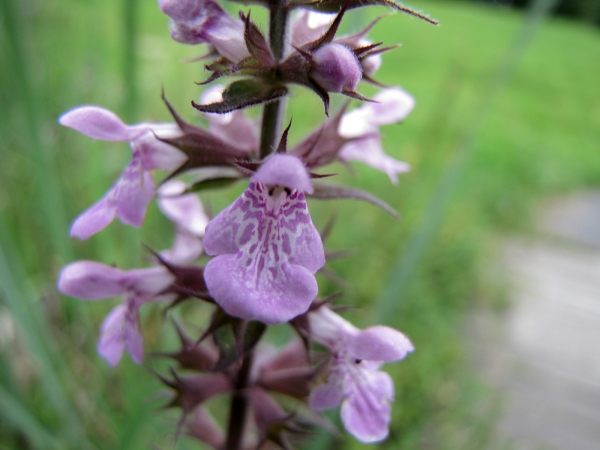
[470, 192, 600, 450]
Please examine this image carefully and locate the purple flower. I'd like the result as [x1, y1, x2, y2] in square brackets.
[310, 43, 362, 93]
[307, 307, 414, 443]
[290, 11, 335, 49]
[158, 0, 249, 63]
[58, 261, 175, 366]
[59, 106, 187, 239]
[338, 87, 415, 184]
[157, 180, 209, 264]
[202, 154, 325, 324]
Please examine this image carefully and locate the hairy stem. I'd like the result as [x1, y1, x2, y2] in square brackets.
[225, 353, 254, 450]
[259, 4, 289, 158]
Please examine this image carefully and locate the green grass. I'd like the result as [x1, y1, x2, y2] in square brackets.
[1, 0, 599, 448]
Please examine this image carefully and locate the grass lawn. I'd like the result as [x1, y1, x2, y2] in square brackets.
[0, 0, 599, 448]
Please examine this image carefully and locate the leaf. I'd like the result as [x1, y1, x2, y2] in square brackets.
[309, 183, 400, 218]
[192, 79, 288, 114]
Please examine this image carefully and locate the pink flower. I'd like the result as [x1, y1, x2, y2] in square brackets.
[59, 106, 186, 239]
[157, 180, 209, 264]
[58, 261, 175, 366]
[338, 87, 415, 184]
[307, 307, 414, 443]
[158, 0, 249, 63]
[202, 154, 325, 324]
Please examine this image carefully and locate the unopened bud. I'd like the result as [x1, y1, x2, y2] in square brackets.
[310, 43, 362, 93]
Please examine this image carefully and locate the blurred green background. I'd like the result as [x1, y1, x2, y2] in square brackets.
[1, 0, 599, 448]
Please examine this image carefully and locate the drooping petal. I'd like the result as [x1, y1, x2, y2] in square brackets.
[351, 325, 414, 362]
[58, 261, 126, 299]
[340, 370, 394, 443]
[69, 195, 117, 240]
[161, 228, 204, 264]
[157, 180, 209, 236]
[97, 304, 128, 367]
[339, 135, 410, 184]
[124, 302, 144, 364]
[113, 151, 155, 227]
[309, 377, 345, 411]
[204, 255, 317, 324]
[370, 88, 415, 126]
[203, 182, 324, 323]
[251, 154, 314, 194]
[59, 106, 146, 141]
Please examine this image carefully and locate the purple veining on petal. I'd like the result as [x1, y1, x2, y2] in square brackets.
[203, 182, 324, 323]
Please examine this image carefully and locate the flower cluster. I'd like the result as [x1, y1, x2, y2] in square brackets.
[58, 0, 436, 447]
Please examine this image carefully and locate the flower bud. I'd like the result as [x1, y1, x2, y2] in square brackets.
[310, 43, 362, 93]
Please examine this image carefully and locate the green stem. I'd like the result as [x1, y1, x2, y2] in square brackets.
[259, 4, 289, 159]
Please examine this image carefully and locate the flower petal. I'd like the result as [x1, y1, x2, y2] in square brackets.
[114, 152, 155, 227]
[158, 180, 209, 236]
[98, 304, 128, 367]
[137, 127, 187, 171]
[204, 254, 317, 324]
[351, 325, 414, 362]
[309, 378, 345, 411]
[251, 154, 313, 194]
[370, 88, 415, 126]
[339, 135, 410, 185]
[69, 194, 117, 240]
[58, 261, 126, 299]
[161, 228, 204, 264]
[59, 106, 145, 141]
[340, 370, 394, 443]
[125, 305, 144, 364]
[203, 182, 324, 323]
[122, 266, 175, 296]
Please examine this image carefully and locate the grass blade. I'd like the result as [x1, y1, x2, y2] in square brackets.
[0, 383, 62, 450]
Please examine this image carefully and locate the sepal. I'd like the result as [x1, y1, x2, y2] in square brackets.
[309, 183, 400, 218]
[160, 93, 251, 178]
[298, 0, 439, 25]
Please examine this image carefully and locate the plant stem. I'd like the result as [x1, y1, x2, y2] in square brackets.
[259, 4, 289, 159]
[225, 353, 254, 450]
